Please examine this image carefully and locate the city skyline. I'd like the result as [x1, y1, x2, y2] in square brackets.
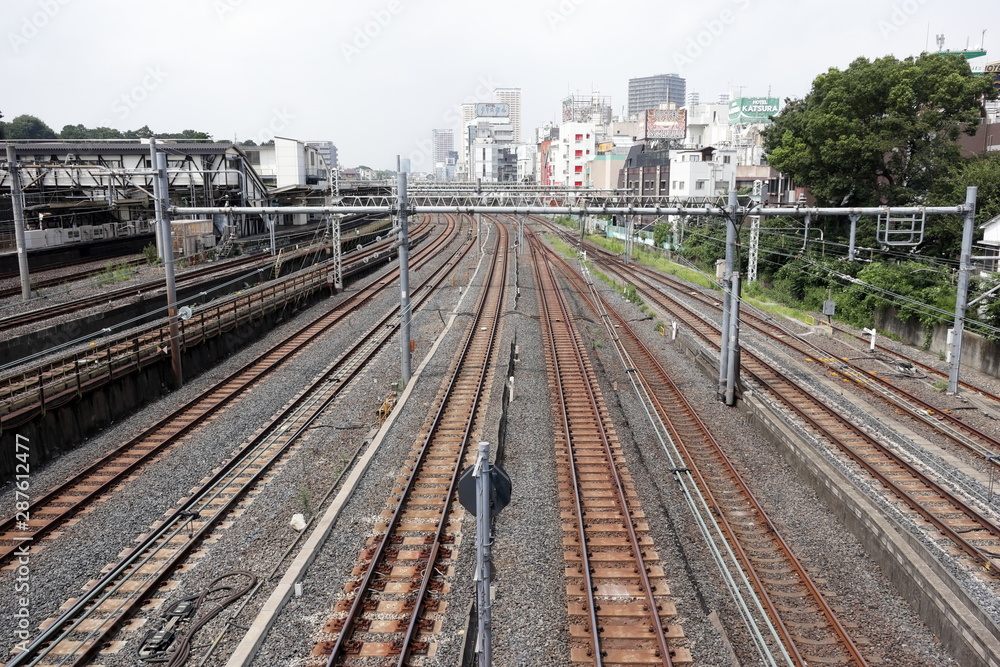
[4, 0, 996, 169]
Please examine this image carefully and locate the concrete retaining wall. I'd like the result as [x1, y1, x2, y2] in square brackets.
[0, 291, 325, 482]
[875, 308, 1000, 379]
[672, 331, 1000, 666]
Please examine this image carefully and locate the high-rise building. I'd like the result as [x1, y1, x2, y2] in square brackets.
[431, 129, 455, 180]
[627, 74, 686, 118]
[305, 141, 338, 169]
[431, 129, 454, 166]
[492, 88, 522, 144]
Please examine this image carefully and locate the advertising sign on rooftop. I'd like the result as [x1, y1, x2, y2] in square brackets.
[476, 103, 509, 118]
[986, 61, 1000, 90]
[642, 109, 686, 140]
[728, 97, 781, 125]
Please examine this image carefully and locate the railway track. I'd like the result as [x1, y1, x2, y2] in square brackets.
[528, 231, 691, 666]
[578, 242, 1000, 580]
[602, 250, 1000, 463]
[537, 233, 868, 666]
[558, 225, 1000, 468]
[310, 218, 509, 666]
[0, 216, 456, 568]
[0, 257, 146, 300]
[0, 221, 428, 429]
[0, 253, 276, 334]
[2, 214, 474, 667]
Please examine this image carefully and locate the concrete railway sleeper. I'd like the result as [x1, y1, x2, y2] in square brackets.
[0, 222, 430, 432]
[311, 218, 509, 666]
[0, 216, 457, 567]
[528, 231, 690, 666]
[536, 231, 868, 666]
[4, 215, 473, 667]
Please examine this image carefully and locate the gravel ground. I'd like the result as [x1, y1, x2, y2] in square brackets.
[4, 217, 997, 667]
[572, 241, 986, 664]
[0, 220, 463, 663]
[239, 228, 491, 667]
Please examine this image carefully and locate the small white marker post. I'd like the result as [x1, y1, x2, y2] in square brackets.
[862, 327, 877, 351]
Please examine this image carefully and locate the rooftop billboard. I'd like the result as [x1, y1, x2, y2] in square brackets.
[642, 109, 686, 140]
[476, 103, 509, 118]
[728, 97, 780, 124]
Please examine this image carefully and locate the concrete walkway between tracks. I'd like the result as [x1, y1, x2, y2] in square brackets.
[224, 241, 490, 667]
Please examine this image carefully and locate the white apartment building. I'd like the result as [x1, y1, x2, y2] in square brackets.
[552, 121, 597, 187]
[249, 137, 330, 191]
[668, 147, 736, 198]
[683, 102, 731, 149]
[516, 144, 537, 183]
[469, 121, 517, 182]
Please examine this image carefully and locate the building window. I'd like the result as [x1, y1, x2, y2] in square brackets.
[246, 151, 260, 166]
[574, 181, 583, 187]
[671, 181, 677, 189]
[575, 134, 583, 141]
[575, 150, 583, 157]
[723, 155, 731, 164]
[660, 181, 666, 190]
[575, 165, 583, 173]
[696, 180, 706, 190]
[678, 181, 685, 189]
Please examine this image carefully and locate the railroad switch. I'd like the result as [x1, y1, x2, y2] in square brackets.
[136, 596, 196, 661]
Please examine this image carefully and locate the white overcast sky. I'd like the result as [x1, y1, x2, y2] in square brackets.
[5, 0, 997, 170]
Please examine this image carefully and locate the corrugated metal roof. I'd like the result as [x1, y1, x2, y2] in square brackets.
[9, 142, 234, 155]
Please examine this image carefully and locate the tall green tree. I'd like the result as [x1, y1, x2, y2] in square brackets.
[763, 53, 996, 206]
[5, 114, 58, 139]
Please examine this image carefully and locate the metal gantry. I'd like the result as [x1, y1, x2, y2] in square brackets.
[165, 187, 974, 401]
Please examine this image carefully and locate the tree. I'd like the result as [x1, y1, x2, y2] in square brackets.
[652, 222, 670, 247]
[763, 53, 996, 207]
[5, 114, 58, 139]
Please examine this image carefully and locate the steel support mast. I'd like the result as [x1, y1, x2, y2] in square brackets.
[5, 145, 30, 301]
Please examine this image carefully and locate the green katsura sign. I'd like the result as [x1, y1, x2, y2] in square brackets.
[728, 97, 780, 124]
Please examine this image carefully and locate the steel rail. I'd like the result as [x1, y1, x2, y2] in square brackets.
[324, 220, 508, 665]
[549, 243, 866, 666]
[6, 215, 472, 666]
[0, 217, 453, 565]
[530, 232, 674, 666]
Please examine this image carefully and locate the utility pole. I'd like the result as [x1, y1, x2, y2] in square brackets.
[397, 157, 412, 385]
[948, 186, 978, 394]
[153, 151, 183, 389]
[6, 145, 30, 301]
[718, 188, 739, 401]
[474, 441, 493, 667]
[149, 139, 165, 260]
